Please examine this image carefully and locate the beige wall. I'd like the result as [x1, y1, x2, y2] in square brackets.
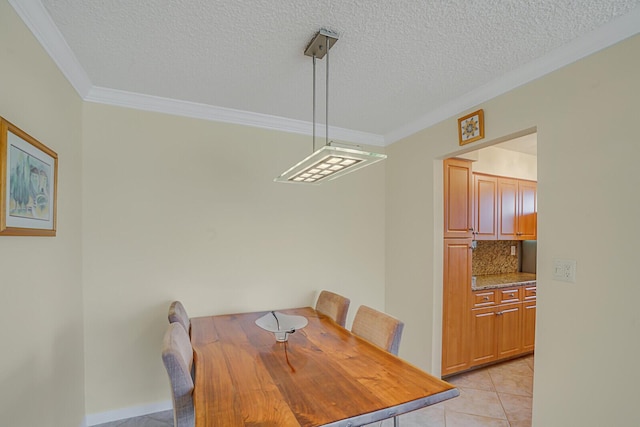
[471, 146, 537, 181]
[3, 0, 640, 424]
[81, 103, 386, 414]
[386, 34, 640, 426]
[0, 2, 84, 426]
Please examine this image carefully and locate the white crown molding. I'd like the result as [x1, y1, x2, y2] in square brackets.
[86, 86, 385, 146]
[8, 0, 92, 98]
[384, 7, 640, 145]
[11, 1, 638, 147]
[8, 0, 383, 146]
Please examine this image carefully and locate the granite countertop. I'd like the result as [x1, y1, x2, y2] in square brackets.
[472, 272, 537, 291]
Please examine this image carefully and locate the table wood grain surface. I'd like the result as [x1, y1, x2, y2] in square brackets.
[191, 307, 459, 427]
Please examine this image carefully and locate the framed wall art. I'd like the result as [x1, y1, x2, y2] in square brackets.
[0, 117, 58, 236]
[458, 109, 484, 146]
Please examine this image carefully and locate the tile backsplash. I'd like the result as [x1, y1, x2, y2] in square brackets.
[472, 240, 520, 275]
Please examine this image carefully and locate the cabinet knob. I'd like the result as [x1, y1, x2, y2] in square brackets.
[496, 311, 503, 316]
[483, 296, 489, 301]
[509, 293, 515, 297]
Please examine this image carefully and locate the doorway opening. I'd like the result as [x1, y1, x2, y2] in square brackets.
[439, 130, 538, 424]
[441, 131, 538, 376]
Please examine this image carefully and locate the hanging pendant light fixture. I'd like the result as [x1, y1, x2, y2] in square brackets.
[274, 29, 386, 184]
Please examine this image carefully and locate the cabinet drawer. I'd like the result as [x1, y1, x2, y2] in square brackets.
[524, 286, 537, 300]
[498, 288, 520, 304]
[473, 291, 496, 307]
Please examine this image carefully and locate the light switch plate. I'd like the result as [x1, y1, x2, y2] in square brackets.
[553, 258, 576, 283]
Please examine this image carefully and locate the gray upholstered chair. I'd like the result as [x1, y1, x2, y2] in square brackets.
[351, 305, 404, 356]
[315, 290, 351, 327]
[162, 322, 195, 427]
[168, 300, 190, 335]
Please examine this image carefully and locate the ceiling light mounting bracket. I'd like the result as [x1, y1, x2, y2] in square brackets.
[304, 28, 338, 59]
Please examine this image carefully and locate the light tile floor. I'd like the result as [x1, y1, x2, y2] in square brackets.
[368, 354, 535, 427]
[95, 355, 533, 427]
[94, 410, 173, 427]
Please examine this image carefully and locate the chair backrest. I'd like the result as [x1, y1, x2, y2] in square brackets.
[351, 305, 404, 356]
[168, 300, 190, 334]
[162, 322, 195, 427]
[315, 290, 351, 327]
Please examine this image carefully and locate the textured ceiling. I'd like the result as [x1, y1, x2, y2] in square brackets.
[27, 1, 640, 144]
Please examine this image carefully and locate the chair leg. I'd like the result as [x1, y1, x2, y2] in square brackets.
[394, 415, 399, 427]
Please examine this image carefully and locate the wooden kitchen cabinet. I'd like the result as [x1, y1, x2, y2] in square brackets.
[498, 178, 537, 240]
[444, 158, 473, 239]
[517, 180, 537, 240]
[522, 300, 537, 352]
[496, 302, 523, 359]
[470, 301, 522, 366]
[497, 287, 521, 304]
[443, 158, 536, 376]
[473, 173, 498, 240]
[473, 290, 495, 307]
[442, 238, 472, 376]
[523, 285, 537, 301]
[470, 306, 498, 366]
[498, 178, 518, 239]
[468, 286, 534, 370]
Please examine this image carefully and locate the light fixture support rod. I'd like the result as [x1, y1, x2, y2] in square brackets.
[325, 34, 329, 147]
[312, 54, 316, 152]
[304, 29, 338, 150]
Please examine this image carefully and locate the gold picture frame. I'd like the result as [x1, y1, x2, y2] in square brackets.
[0, 117, 58, 236]
[458, 109, 484, 146]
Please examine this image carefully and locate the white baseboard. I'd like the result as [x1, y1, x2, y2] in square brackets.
[84, 400, 172, 426]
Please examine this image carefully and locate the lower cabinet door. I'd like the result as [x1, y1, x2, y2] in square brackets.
[496, 302, 522, 359]
[522, 301, 536, 352]
[442, 239, 472, 376]
[470, 307, 497, 366]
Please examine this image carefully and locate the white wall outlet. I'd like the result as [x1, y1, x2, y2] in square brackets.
[511, 245, 516, 256]
[553, 258, 577, 283]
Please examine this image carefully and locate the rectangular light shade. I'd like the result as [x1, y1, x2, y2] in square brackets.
[274, 145, 387, 184]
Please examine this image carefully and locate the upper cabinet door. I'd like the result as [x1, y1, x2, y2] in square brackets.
[498, 177, 518, 240]
[498, 177, 537, 240]
[473, 173, 498, 240]
[444, 158, 473, 239]
[517, 180, 537, 240]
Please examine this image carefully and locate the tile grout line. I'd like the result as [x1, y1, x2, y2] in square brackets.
[488, 366, 513, 425]
[443, 404, 447, 427]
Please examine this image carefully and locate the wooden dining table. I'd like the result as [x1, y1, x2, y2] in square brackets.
[190, 307, 459, 427]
